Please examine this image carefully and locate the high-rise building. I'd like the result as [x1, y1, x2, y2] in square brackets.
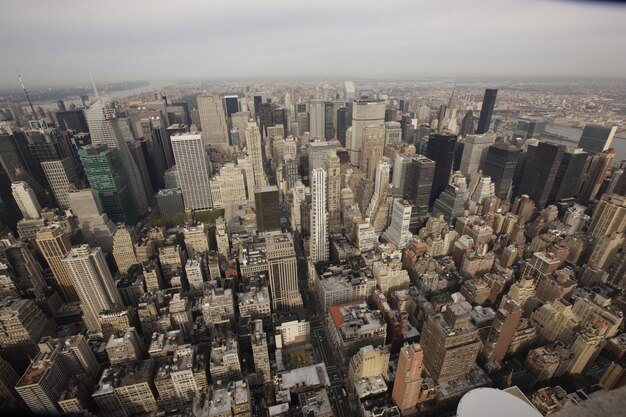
[349, 98, 386, 166]
[11, 181, 41, 219]
[407, 155, 435, 217]
[197, 95, 229, 149]
[513, 119, 547, 140]
[36, 225, 77, 301]
[547, 147, 588, 204]
[245, 122, 267, 187]
[588, 194, 626, 239]
[483, 298, 522, 364]
[460, 110, 474, 137]
[209, 162, 247, 208]
[577, 149, 615, 203]
[324, 101, 335, 140]
[325, 151, 342, 234]
[67, 189, 116, 253]
[344, 81, 356, 101]
[0, 357, 20, 407]
[310, 168, 329, 263]
[476, 89, 497, 134]
[62, 245, 123, 335]
[0, 298, 52, 348]
[361, 125, 386, 182]
[420, 304, 482, 383]
[85, 102, 148, 216]
[112, 226, 138, 276]
[336, 106, 350, 147]
[383, 199, 413, 249]
[41, 158, 80, 209]
[483, 143, 521, 199]
[517, 142, 566, 208]
[432, 173, 469, 222]
[15, 347, 68, 415]
[79, 145, 136, 225]
[391, 343, 424, 413]
[266, 232, 303, 311]
[348, 345, 390, 381]
[578, 124, 617, 153]
[223, 95, 240, 118]
[254, 186, 281, 232]
[251, 319, 270, 384]
[309, 99, 325, 139]
[426, 134, 457, 207]
[459, 134, 495, 181]
[170, 133, 213, 210]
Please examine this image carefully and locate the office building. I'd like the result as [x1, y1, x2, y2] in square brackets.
[85, 102, 148, 216]
[309, 99, 325, 139]
[349, 98, 386, 166]
[588, 194, 626, 239]
[547, 147, 588, 204]
[251, 319, 270, 384]
[348, 345, 390, 381]
[254, 186, 281, 232]
[476, 89, 497, 134]
[432, 173, 469, 222]
[361, 125, 386, 181]
[420, 304, 482, 383]
[325, 151, 342, 234]
[483, 143, 521, 199]
[245, 122, 267, 187]
[79, 145, 136, 224]
[15, 347, 68, 415]
[383, 199, 413, 249]
[426, 134, 457, 207]
[41, 158, 80, 209]
[62, 245, 123, 335]
[197, 95, 229, 149]
[459, 134, 495, 181]
[310, 168, 329, 263]
[266, 232, 302, 311]
[11, 181, 41, 219]
[171, 133, 213, 210]
[407, 155, 435, 217]
[577, 149, 615, 203]
[113, 226, 138, 276]
[327, 301, 387, 359]
[517, 142, 566, 208]
[155, 188, 184, 215]
[483, 298, 522, 364]
[391, 343, 424, 413]
[578, 124, 617, 153]
[223, 95, 240, 118]
[0, 298, 53, 348]
[513, 119, 547, 140]
[67, 188, 116, 253]
[210, 162, 247, 208]
[36, 225, 77, 301]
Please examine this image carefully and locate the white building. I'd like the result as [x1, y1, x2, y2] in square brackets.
[171, 133, 212, 210]
[309, 99, 325, 139]
[310, 168, 329, 263]
[349, 99, 386, 166]
[210, 162, 247, 208]
[11, 181, 41, 219]
[41, 158, 79, 209]
[460, 134, 495, 182]
[383, 199, 413, 249]
[245, 122, 267, 187]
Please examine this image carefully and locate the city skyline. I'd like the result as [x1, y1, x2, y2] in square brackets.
[3, 1, 626, 89]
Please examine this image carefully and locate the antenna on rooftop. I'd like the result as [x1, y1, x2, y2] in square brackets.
[17, 70, 38, 120]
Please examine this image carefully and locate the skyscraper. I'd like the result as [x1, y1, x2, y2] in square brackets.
[197, 95, 229, 149]
[112, 226, 138, 276]
[459, 134, 495, 182]
[588, 194, 626, 239]
[309, 167, 328, 263]
[547, 147, 588, 205]
[40, 158, 80, 209]
[482, 298, 522, 364]
[10, 181, 41, 219]
[36, 226, 76, 301]
[360, 125, 386, 182]
[245, 122, 267, 187]
[62, 245, 122, 335]
[577, 149, 615, 203]
[79, 145, 136, 225]
[476, 88, 497, 134]
[460, 110, 474, 137]
[85, 102, 148, 216]
[483, 143, 521, 199]
[309, 99, 325, 139]
[426, 134, 457, 207]
[254, 186, 281, 232]
[420, 304, 482, 383]
[67, 189, 116, 253]
[266, 232, 302, 311]
[382, 199, 413, 249]
[336, 106, 350, 147]
[251, 319, 270, 383]
[391, 343, 424, 413]
[222, 95, 240, 118]
[325, 151, 342, 234]
[578, 124, 617, 153]
[517, 142, 566, 209]
[170, 133, 213, 210]
[349, 98, 386, 167]
[407, 155, 435, 217]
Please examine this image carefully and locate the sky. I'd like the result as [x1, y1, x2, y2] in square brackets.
[3, 0, 626, 89]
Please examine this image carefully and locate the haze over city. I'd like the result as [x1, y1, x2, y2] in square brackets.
[3, 0, 626, 89]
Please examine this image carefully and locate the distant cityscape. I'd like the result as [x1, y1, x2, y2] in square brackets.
[0, 76, 625, 417]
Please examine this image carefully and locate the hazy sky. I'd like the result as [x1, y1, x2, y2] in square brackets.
[3, 0, 626, 88]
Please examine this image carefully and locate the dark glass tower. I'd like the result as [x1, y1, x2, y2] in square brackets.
[577, 124, 616, 153]
[425, 134, 457, 207]
[223, 95, 240, 118]
[516, 142, 565, 208]
[336, 107, 349, 147]
[253, 95, 263, 117]
[324, 101, 334, 140]
[254, 185, 281, 232]
[547, 148, 588, 204]
[483, 143, 521, 199]
[407, 155, 436, 217]
[476, 89, 498, 134]
[460, 110, 474, 137]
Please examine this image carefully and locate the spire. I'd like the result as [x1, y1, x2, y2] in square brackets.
[89, 65, 101, 104]
[17, 70, 38, 120]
